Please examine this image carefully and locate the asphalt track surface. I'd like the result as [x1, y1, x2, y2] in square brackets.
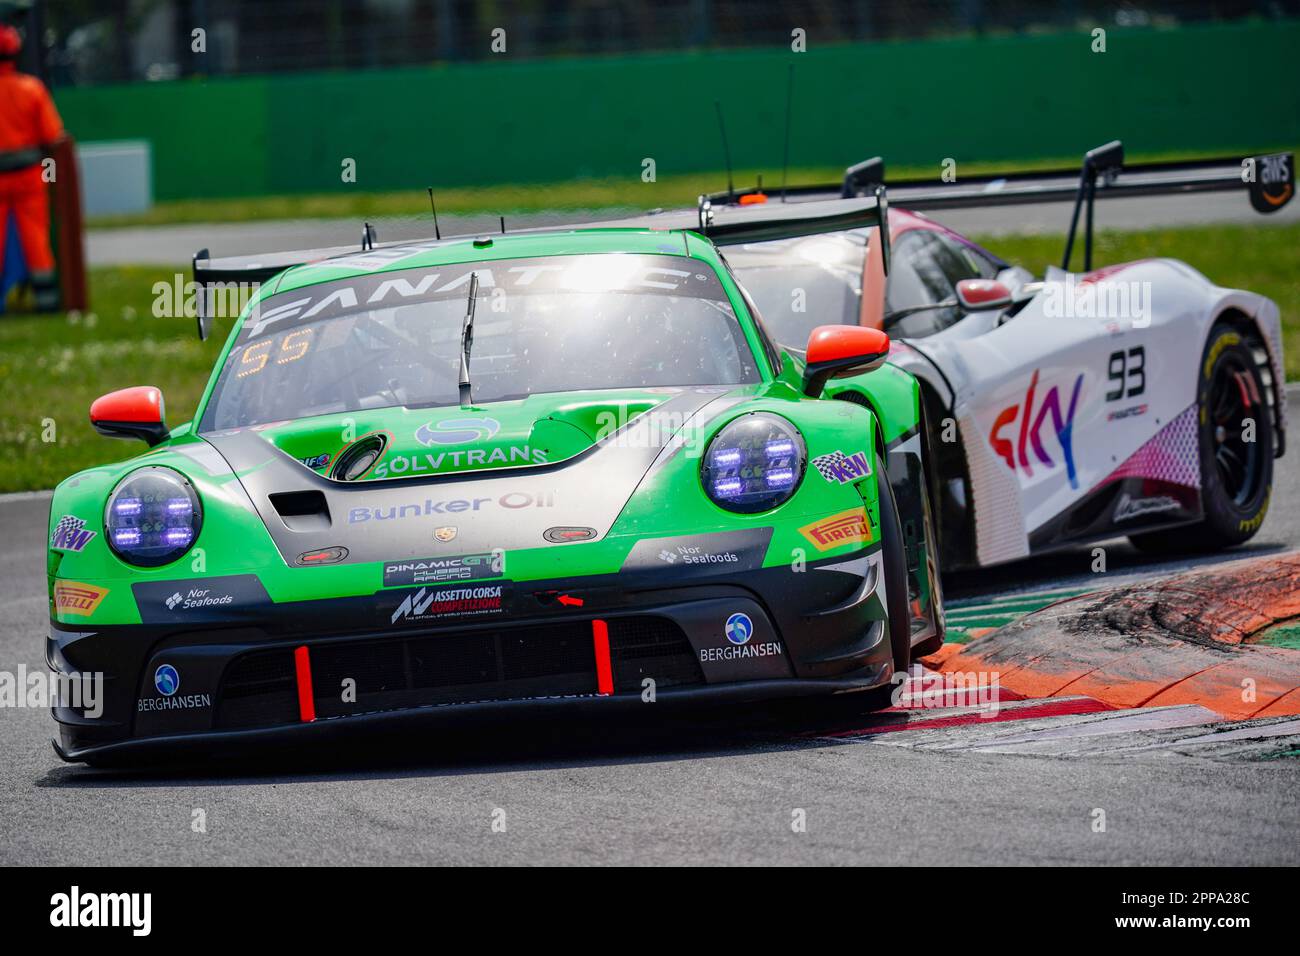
[1, 391, 1297, 866]
[87, 190, 1300, 267]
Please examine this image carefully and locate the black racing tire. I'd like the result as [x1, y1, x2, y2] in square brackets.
[912, 633, 945, 659]
[878, 460, 913, 678]
[1129, 322, 1274, 555]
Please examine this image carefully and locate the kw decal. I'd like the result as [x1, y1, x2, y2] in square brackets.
[50, 515, 97, 553]
[989, 370, 1083, 490]
[811, 449, 872, 484]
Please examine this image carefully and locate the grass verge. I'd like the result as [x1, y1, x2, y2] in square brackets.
[0, 220, 1296, 493]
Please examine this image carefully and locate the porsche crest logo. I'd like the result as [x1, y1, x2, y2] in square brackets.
[434, 526, 458, 542]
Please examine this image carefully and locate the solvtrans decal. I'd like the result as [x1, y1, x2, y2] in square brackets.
[415, 416, 501, 446]
[371, 445, 548, 478]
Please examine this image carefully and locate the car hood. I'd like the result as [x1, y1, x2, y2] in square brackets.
[200, 387, 752, 566]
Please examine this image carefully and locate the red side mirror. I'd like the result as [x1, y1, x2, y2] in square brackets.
[955, 278, 1013, 312]
[90, 386, 169, 446]
[802, 325, 891, 397]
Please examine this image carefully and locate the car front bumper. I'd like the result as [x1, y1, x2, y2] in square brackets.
[49, 547, 893, 764]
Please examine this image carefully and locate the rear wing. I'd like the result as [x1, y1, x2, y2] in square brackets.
[191, 193, 892, 339]
[703, 142, 1295, 272]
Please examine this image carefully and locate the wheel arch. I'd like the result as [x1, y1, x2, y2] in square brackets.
[1209, 306, 1286, 459]
[830, 381, 948, 650]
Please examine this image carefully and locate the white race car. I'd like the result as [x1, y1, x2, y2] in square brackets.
[717, 143, 1292, 569]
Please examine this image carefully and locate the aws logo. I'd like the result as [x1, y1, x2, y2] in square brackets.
[416, 416, 500, 446]
[989, 371, 1083, 490]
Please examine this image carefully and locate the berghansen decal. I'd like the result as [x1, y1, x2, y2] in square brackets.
[137, 663, 211, 713]
[724, 612, 753, 645]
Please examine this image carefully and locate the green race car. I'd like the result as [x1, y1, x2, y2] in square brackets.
[47, 199, 943, 764]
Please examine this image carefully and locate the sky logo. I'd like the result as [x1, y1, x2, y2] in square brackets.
[989, 370, 1084, 489]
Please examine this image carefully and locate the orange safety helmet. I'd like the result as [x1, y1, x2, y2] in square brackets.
[0, 25, 21, 59]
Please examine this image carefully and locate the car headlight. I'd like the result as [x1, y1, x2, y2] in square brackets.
[104, 466, 202, 567]
[700, 413, 806, 514]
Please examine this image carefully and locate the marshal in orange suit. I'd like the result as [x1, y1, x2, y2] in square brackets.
[0, 24, 65, 311]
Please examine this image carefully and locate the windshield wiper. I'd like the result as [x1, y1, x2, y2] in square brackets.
[458, 272, 479, 407]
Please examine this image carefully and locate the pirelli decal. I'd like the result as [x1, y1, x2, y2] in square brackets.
[53, 581, 109, 617]
[799, 507, 872, 552]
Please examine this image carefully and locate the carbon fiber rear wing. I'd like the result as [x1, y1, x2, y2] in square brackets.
[190, 192, 892, 339]
[703, 141, 1295, 272]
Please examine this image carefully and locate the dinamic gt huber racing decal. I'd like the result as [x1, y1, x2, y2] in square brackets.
[383, 552, 504, 587]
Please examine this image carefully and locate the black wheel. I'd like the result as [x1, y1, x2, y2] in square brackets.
[1130, 323, 1273, 554]
[877, 461, 912, 678]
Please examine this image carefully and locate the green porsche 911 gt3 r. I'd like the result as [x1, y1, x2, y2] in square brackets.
[47, 207, 943, 764]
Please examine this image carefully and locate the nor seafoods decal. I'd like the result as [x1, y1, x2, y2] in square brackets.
[132, 575, 272, 625]
[621, 528, 773, 575]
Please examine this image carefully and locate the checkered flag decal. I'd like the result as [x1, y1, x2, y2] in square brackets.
[51, 514, 97, 551]
[812, 451, 852, 482]
[52, 515, 83, 545]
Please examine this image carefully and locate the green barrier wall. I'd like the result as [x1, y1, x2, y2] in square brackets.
[53, 20, 1300, 201]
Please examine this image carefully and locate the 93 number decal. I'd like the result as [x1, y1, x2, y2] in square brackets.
[1106, 346, 1145, 401]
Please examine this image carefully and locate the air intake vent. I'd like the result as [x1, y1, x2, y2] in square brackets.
[269, 490, 331, 531]
[330, 434, 387, 482]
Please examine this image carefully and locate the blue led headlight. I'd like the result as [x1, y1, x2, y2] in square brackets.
[104, 466, 202, 567]
[700, 413, 806, 514]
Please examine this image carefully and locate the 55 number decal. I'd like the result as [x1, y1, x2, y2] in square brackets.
[1106, 346, 1145, 401]
[236, 328, 315, 379]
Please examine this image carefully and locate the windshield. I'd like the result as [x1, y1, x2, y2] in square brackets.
[723, 230, 867, 347]
[200, 253, 760, 431]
